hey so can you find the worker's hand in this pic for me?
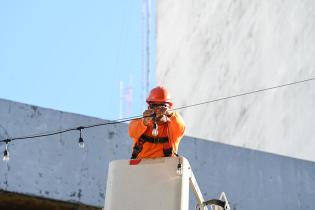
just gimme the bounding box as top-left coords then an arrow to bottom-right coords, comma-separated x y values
143,109 -> 154,126
155,107 -> 174,123
165,109 -> 174,117
155,106 -> 167,118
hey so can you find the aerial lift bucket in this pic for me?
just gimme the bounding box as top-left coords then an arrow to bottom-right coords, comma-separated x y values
104,156 -> 230,210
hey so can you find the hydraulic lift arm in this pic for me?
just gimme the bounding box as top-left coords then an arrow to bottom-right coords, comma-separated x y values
188,168 -> 230,210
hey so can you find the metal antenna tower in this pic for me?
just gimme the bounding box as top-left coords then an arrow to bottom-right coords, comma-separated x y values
141,0 -> 151,110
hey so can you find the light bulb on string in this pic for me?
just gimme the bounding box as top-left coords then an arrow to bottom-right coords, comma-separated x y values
176,163 -> 183,175
152,114 -> 158,137
77,127 -> 85,149
78,137 -> 84,149
152,123 -> 158,137
3,139 -> 10,161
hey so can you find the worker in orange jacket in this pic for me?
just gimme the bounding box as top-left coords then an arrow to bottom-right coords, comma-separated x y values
129,86 -> 186,159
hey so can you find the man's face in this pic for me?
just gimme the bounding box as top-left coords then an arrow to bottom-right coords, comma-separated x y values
148,102 -> 170,110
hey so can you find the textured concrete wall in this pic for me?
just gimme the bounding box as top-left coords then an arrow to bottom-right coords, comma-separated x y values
181,137 -> 315,210
1,99 -> 315,209
157,0 -> 315,162
0,98 -> 132,207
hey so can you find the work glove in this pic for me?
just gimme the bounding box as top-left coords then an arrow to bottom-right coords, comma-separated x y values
143,109 -> 155,126
155,107 -> 174,123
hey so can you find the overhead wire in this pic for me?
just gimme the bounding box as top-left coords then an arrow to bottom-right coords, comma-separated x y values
0,115 -> 142,143
173,76 -> 315,111
0,76 -> 315,145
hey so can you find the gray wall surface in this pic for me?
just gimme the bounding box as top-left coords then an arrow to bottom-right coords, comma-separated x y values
1,99 -> 315,209
0,98 -> 132,207
181,138 -> 315,210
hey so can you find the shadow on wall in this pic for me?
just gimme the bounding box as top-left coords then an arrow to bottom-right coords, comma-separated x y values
0,190 -> 101,210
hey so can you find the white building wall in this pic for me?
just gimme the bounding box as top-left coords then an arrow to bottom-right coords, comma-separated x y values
157,0 -> 315,162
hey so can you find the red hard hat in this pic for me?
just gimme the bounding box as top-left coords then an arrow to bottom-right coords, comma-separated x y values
146,86 -> 173,106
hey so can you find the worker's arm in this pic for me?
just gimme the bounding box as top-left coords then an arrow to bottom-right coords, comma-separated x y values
128,119 -> 148,143
167,112 -> 186,144
129,108 -> 155,142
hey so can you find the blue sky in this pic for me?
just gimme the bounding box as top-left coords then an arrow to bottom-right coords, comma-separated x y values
0,0 -> 155,120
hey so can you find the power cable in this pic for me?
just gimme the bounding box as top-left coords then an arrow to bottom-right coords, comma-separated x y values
0,115 -> 142,143
1,76 -> 315,160
173,76 -> 315,111
1,77 -> 315,143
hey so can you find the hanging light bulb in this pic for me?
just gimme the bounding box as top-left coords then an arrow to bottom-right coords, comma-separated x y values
78,136 -> 85,148
152,120 -> 158,137
77,127 -> 85,148
176,163 -> 183,175
176,157 -> 183,175
3,139 -> 10,161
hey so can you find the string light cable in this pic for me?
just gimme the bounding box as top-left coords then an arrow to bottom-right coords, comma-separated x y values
0,115 -> 142,161
1,76 -> 315,160
173,76 -> 315,111
0,115 -> 142,143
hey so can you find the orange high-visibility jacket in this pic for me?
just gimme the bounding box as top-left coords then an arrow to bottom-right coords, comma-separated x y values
128,112 -> 186,159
